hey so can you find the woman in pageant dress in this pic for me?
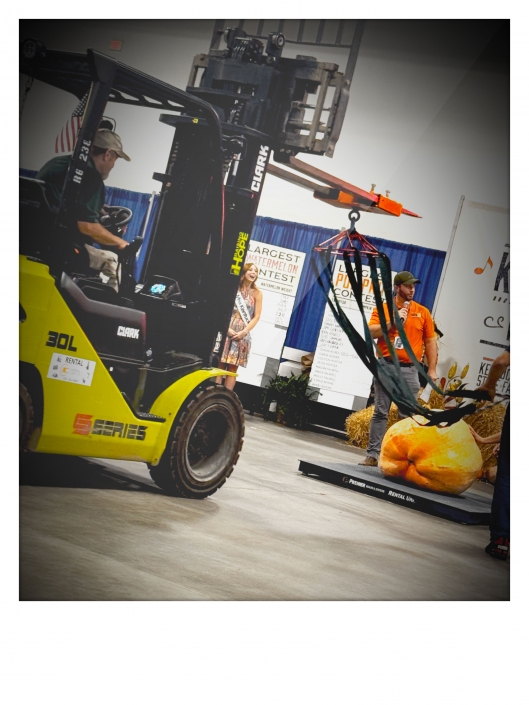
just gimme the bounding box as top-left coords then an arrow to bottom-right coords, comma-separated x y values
217,263 -> 263,390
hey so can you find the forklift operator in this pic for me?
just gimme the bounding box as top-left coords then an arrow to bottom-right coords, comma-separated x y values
37,129 -> 131,291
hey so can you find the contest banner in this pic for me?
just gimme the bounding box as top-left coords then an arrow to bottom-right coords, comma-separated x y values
310,260 -> 397,410
235,240 -> 306,386
433,198 -> 510,395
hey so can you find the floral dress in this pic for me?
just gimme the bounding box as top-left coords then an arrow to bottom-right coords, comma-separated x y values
221,289 -> 255,368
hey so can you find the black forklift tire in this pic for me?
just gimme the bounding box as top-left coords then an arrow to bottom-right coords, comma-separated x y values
19,383 -> 34,453
149,384 -> 244,499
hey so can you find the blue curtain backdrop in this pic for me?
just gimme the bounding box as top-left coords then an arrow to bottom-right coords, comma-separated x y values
250,216 -> 446,354
20,168 -> 38,178
20,169 -> 159,281
103,187 -> 160,280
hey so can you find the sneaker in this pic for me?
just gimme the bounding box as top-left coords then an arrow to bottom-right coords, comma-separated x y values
358,456 -> 378,467
485,537 -> 509,560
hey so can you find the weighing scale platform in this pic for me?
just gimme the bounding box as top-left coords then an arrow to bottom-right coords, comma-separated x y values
298,460 -> 491,524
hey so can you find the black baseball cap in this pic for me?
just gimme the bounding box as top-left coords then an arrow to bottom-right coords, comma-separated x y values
394,271 -> 421,286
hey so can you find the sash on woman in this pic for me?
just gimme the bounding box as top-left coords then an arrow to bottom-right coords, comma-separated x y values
235,291 -> 252,334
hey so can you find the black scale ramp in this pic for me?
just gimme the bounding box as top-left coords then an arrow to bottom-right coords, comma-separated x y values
298,460 -> 491,525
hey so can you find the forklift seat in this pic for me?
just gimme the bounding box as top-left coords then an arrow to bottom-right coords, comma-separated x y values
72,276 -> 121,305
59,272 -> 147,363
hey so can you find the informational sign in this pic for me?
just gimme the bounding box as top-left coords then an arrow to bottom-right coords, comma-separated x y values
245,241 -> 305,296
326,260 -> 396,316
310,260 -> 397,410
235,241 -> 306,386
433,199 -> 510,396
47,353 -> 96,386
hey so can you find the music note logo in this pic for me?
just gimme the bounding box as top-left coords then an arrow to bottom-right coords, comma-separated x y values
475,256 -> 493,274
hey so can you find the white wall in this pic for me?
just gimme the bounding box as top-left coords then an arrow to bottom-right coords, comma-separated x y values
20,19 -> 508,252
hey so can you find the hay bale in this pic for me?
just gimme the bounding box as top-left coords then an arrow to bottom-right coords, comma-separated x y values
463,403 -> 506,471
418,389 -> 445,410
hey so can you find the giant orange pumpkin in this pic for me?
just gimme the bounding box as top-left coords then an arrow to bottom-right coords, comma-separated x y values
379,416 -> 483,495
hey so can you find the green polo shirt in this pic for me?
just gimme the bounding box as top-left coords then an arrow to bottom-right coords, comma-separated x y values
37,154 -> 105,224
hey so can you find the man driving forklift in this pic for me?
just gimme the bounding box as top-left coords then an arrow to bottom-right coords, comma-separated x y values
36,128 -> 130,291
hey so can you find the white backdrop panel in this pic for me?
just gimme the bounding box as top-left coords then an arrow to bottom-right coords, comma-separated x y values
434,199 -> 510,394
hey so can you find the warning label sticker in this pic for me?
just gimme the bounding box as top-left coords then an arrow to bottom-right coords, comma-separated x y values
47,353 -> 95,387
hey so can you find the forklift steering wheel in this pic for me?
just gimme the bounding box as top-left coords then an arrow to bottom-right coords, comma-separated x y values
99,206 -> 133,236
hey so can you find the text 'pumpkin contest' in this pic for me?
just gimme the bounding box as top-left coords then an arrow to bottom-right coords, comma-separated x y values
379,416 -> 483,495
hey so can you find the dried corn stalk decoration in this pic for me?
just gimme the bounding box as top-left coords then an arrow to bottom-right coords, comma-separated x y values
438,363 -> 473,403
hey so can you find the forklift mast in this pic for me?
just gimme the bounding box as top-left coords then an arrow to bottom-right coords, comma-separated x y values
147,22 -> 364,362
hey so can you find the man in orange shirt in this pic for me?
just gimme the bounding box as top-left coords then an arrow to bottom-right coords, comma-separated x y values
359,271 -> 438,467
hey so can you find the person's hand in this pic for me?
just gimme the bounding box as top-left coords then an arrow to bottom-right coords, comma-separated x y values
427,369 -> 438,382
493,443 -> 500,457
476,384 -> 495,402
398,307 -> 409,323
469,426 -> 485,444
117,239 -> 129,250
227,328 -> 236,337
231,328 -> 247,341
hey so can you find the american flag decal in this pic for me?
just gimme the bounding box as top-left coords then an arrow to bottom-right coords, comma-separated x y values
55,92 -> 88,154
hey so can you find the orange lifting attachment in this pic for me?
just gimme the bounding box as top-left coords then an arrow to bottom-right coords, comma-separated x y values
267,156 -> 420,218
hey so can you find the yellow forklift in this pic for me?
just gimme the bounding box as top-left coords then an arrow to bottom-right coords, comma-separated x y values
19,26 -> 365,497
19,40 -> 246,498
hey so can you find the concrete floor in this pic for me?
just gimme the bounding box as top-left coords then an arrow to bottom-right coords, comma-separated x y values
20,415 -> 509,600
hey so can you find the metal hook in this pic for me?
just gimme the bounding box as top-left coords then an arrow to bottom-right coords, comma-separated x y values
348,208 -> 360,233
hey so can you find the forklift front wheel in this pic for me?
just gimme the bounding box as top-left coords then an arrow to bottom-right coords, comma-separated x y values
149,384 -> 244,499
